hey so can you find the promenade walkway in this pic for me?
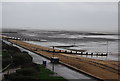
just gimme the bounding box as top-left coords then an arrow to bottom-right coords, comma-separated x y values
8,39 -> 120,81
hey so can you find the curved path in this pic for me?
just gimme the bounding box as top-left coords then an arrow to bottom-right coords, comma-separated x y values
13,42 -> 95,80
4,39 -> 120,81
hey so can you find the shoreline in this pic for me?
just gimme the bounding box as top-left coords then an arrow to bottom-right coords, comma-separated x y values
25,41 -> 118,61
2,38 -> 119,81
9,41 -> 100,80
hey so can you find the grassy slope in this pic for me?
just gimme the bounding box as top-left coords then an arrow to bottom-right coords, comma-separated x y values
38,65 -> 67,81
2,41 -> 68,81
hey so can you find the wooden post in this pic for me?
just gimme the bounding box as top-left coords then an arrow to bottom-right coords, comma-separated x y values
107,41 -> 109,54
65,50 -> 67,53
76,51 -> 77,54
91,53 -> 93,57
53,46 -> 54,57
81,52 -> 83,55
59,50 -> 61,53
70,51 -> 72,54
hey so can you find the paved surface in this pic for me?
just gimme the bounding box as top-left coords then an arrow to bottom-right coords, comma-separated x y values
11,40 -> 119,80
14,44 -> 96,80
4,39 -> 120,81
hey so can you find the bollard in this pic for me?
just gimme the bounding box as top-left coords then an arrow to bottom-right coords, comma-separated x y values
43,61 -> 47,67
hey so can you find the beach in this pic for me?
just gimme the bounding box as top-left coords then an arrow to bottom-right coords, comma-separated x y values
2,30 -> 119,61
2,2 -> 119,81
7,39 -> 119,81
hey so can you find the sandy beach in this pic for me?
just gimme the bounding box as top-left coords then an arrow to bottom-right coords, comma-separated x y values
4,39 -> 119,81
2,2 -> 119,81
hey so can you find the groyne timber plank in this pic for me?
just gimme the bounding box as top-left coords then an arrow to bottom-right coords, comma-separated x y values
8,39 -> 120,81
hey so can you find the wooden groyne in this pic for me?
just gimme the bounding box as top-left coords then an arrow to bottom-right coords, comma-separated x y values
2,37 -> 120,81
2,36 -> 47,42
27,46 -> 108,56
2,36 -> 108,56
46,49 -> 108,56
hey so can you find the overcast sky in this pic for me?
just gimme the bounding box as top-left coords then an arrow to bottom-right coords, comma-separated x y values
2,2 -> 118,32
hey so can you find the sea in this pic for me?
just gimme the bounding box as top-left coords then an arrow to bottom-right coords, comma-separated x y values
2,30 -> 119,61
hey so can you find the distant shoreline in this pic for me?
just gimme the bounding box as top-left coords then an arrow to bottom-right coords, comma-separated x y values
2,28 -> 118,35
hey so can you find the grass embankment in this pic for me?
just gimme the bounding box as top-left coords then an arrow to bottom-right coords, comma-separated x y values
2,42 -> 67,81
38,65 -> 67,81
2,42 -> 13,69
8,39 -> 119,81
0,42 -> 2,71
2,42 -> 32,69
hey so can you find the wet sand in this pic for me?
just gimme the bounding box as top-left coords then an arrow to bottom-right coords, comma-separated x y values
6,39 -> 120,81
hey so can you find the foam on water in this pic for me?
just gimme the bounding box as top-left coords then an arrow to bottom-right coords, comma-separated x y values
25,40 -> 118,61
3,30 -> 119,61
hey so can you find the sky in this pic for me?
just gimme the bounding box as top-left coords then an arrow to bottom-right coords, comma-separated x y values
1,1 -> 119,32
0,2 -> 2,32
1,0 -> 119,2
